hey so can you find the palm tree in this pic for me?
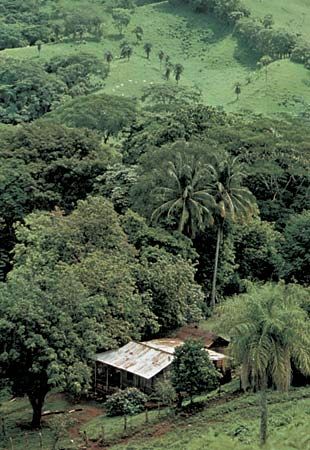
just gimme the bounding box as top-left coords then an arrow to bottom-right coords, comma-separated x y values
133,26 -> 143,42
120,44 -> 133,61
104,50 -> 113,66
164,65 -> 172,81
207,155 -> 256,308
174,63 -> 184,84
218,283 -> 310,445
235,82 -> 241,100
258,55 -> 273,85
151,153 -> 214,238
158,50 -> 165,67
144,42 -> 152,59
36,40 -> 42,56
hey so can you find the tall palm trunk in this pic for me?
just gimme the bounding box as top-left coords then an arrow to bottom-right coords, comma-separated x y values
178,202 -> 187,234
211,225 -> 222,308
260,380 -> 268,446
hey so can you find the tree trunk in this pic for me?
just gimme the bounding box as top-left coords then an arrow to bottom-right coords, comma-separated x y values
211,225 -> 222,308
28,394 -> 45,429
260,385 -> 268,446
103,131 -> 111,143
178,203 -> 187,234
177,392 -> 183,409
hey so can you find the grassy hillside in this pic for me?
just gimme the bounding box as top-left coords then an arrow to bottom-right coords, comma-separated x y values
108,386 -> 310,449
1,1 -> 309,117
2,384 -> 309,450
243,0 -> 310,40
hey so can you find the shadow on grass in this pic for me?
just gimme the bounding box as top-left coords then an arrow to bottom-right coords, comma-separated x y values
233,42 -> 258,69
154,2 -> 233,44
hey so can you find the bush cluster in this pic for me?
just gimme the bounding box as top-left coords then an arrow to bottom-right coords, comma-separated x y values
0,0 -> 52,49
169,0 -> 250,25
170,0 -> 309,67
234,19 -> 296,59
0,0 -> 106,50
105,388 -> 148,417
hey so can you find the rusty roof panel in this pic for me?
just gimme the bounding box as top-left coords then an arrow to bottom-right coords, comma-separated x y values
94,341 -> 173,380
143,339 -> 227,361
94,339 -> 227,380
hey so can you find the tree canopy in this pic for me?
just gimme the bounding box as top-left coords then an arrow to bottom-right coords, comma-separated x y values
44,93 -> 137,142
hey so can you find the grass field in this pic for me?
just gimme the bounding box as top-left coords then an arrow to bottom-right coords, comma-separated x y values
243,0 -> 310,40
107,386 -> 310,450
2,383 -> 309,450
1,1 -> 309,117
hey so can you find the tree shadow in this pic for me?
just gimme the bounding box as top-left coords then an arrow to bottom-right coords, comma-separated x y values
153,2 -> 232,44
106,33 -> 124,41
233,42 -> 258,70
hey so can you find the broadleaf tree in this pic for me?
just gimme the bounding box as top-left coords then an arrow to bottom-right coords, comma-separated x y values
171,339 -> 220,407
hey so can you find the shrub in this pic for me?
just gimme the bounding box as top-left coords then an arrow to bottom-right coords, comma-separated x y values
105,387 -> 147,416
153,379 -> 176,407
291,40 -> 310,64
171,340 -> 220,406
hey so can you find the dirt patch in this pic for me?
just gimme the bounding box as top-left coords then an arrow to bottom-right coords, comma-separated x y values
68,406 -> 103,440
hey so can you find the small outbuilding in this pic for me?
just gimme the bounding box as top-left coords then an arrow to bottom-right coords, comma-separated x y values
94,338 -> 229,395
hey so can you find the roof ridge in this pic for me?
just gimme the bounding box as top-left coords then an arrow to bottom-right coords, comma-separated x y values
140,341 -> 175,355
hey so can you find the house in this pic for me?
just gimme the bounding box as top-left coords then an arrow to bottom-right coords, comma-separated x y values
93,338 -> 230,395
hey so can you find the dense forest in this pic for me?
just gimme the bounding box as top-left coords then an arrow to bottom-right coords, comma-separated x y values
0,0 -> 309,449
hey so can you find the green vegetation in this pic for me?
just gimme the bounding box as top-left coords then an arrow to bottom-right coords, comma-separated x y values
0,0 -> 309,449
218,282 -> 310,444
105,388 -> 147,417
1,1 -> 310,116
107,386 -> 310,449
243,0 -> 310,40
171,340 -> 220,406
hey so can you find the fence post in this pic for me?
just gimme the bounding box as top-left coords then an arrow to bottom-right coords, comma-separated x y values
83,430 -> 89,447
100,425 -> 105,445
24,432 -> 29,448
39,431 -> 43,449
1,417 -> 6,436
9,437 -> 14,450
145,407 -> 149,424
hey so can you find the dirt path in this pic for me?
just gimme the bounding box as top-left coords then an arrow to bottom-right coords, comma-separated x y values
67,405 -> 103,448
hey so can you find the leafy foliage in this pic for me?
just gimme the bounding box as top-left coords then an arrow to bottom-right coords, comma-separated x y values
105,388 -> 147,417
233,220 -> 282,282
218,282 -> 310,391
280,211 -> 310,285
44,93 -> 137,142
0,58 -> 66,123
44,53 -> 109,94
171,340 -> 220,404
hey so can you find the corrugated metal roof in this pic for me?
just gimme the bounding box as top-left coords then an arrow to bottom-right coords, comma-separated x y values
143,338 -> 183,354
94,339 -> 228,380
143,339 -> 227,361
94,341 -> 173,380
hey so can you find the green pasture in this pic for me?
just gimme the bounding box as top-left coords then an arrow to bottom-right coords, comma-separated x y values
109,386 -> 310,450
1,1 -> 309,116
243,0 -> 310,40
0,393 -> 83,449
1,381 -> 309,450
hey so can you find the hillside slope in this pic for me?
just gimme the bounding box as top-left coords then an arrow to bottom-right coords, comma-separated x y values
1,1 -> 309,117
243,0 -> 310,40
